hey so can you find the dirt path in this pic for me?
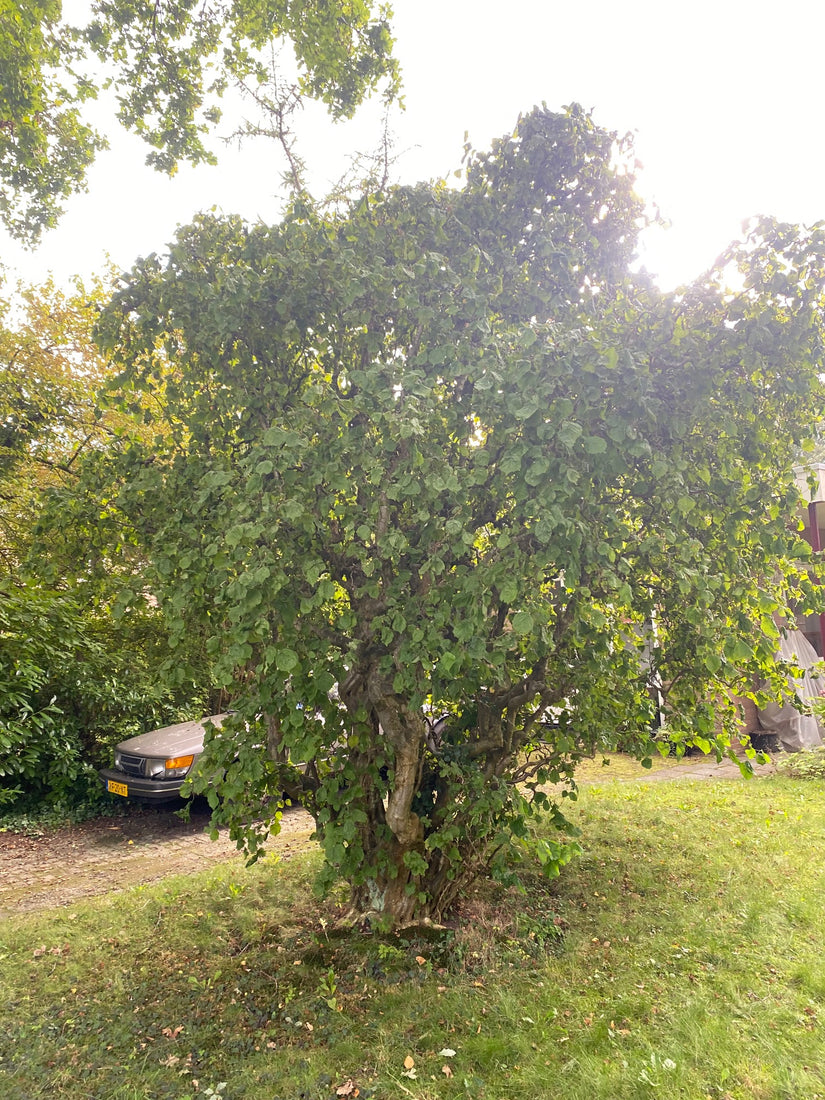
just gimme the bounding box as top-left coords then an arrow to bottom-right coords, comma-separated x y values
621,750 -> 777,782
0,751 -> 776,920
0,802 -> 315,920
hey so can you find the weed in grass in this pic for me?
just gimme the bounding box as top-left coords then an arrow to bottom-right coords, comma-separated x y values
775,744 -> 825,779
317,967 -> 339,1011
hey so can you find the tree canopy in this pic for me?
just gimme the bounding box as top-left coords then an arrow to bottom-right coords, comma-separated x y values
60,105 -> 825,924
0,0 -> 399,243
0,275 -> 117,569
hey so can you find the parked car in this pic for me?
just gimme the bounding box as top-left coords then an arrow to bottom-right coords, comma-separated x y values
100,705 -> 452,806
99,713 -> 231,804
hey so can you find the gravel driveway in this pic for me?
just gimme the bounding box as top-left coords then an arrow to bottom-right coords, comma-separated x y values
0,801 -> 315,920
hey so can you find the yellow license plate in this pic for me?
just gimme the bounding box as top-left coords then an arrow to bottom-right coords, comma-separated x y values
107,780 -> 128,797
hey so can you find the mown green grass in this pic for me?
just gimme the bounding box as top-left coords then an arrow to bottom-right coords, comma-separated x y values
2,775 -> 825,1099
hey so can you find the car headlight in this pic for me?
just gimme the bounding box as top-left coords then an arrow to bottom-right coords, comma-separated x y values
146,755 -> 195,779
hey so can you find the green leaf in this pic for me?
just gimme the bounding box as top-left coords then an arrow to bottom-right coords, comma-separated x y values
583,435 -> 607,454
511,611 -> 534,634
500,580 -> 519,603
730,639 -> 753,663
557,421 -> 583,448
275,649 -> 299,672
703,653 -> 723,674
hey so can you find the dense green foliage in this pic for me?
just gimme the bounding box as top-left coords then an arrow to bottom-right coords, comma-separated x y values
0,277 -> 214,810
69,105 -> 825,923
0,578 -> 208,807
0,0 -> 399,242
0,0 -> 103,242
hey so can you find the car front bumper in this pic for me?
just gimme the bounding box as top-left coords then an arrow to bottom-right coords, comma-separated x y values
99,768 -> 188,804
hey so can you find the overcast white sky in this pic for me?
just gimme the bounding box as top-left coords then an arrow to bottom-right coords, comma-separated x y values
3,0 -> 825,293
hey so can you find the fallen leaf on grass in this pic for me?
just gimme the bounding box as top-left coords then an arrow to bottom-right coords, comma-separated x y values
403,1056 -> 415,1070
162,1026 -> 184,1039
438,1048 -> 456,1057
442,1065 -> 454,1078
336,1080 -> 358,1097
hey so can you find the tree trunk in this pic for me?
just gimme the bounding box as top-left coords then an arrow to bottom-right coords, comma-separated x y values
348,865 -> 423,925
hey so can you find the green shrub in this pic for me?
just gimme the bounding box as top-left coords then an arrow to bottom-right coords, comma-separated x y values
774,745 -> 825,779
0,578 -> 212,814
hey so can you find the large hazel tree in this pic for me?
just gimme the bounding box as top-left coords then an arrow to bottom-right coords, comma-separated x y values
85,106 -> 825,924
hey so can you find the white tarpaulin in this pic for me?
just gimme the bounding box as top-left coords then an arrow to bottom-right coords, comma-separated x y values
758,630 -> 825,752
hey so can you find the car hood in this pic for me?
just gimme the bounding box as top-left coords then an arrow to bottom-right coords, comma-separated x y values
116,713 -> 231,758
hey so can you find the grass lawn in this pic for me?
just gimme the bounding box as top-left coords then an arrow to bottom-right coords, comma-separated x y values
1,774 -> 824,1099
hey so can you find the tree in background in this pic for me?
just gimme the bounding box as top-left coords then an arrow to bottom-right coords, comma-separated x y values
0,275 -> 115,568
0,0 -> 400,243
75,105 -> 825,924
0,276 -> 214,810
